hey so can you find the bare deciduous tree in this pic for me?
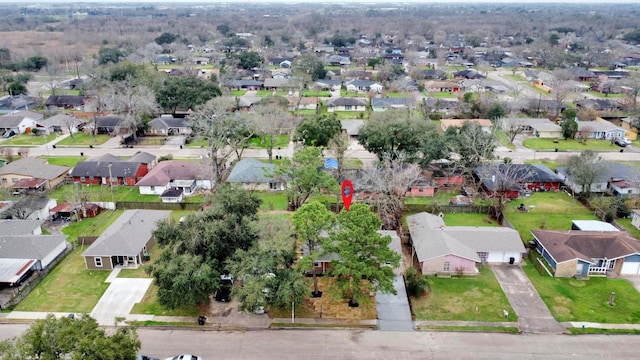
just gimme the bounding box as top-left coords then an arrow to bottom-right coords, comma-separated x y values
251,96 -> 294,163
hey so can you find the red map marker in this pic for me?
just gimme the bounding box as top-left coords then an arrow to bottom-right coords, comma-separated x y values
341,180 -> 353,211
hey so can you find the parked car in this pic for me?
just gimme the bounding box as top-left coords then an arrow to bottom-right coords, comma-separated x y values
137,356 -> 160,360
615,138 -> 628,147
215,274 -> 233,302
165,355 -> 202,360
3,130 -> 15,138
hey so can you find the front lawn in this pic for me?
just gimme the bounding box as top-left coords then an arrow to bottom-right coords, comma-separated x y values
503,192 -> 598,242
302,90 -> 330,97
496,131 -> 516,150
55,133 -> 110,146
14,246 -> 110,313
522,138 -> 621,151
247,135 -> 290,149
411,266 -> 515,322
130,283 -> 202,317
253,191 -> 289,211
523,259 -> 640,323
1,133 -> 61,146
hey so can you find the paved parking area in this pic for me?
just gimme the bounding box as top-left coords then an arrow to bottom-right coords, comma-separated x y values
90,273 -> 153,325
491,264 -> 566,334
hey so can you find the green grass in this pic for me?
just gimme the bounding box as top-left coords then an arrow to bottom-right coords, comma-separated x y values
49,185 -> 164,204
40,156 -> 84,167
55,133 -> 110,146
568,328 -> 640,335
302,90 -> 330,97
496,131 -> 516,150
522,260 -> 640,323
255,90 -> 289,97
343,158 -> 363,169
503,192 -> 597,242
331,112 -> 369,120
504,74 -> 527,82
14,246 -> 110,313
247,135 -> 290,149
1,133 -> 61,146
385,92 -> 412,98
63,210 -> 123,244
522,138 -> 620,151
416,325 -> 519,333
185,137 -> 208,148
253,191 -> 289,211
615,218 -> 640,239
412,267 -> 515,322
231,90 -> 246,96
442,213 -> 499,227
426,92 -> 457,98
339,89 -> 369,97
587,90 -> 625,99
524,159 -> 563,171
129,283 -> 202,317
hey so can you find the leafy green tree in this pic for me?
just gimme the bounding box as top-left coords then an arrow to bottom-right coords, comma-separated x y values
227,215 -> 307,312
230,51 -> 263,69
0,314 -> 140,360
487,102 -> 506,122
367,58 -> 381,69
98,47 -> 125,65
22,55 -> 47,71
623,29 -> 640,44
561,118 -> 578,140
292,53 -> 326,81
295,113 -> 342,147
154,32 -> 179,45
324,204 -> 400,306
276,146 -> 340,211
292,201 -> 335,296
0,48 -> 11,67
549,33 -> 560,46
156,75 -> 222,114
216,23 -> 230,36
358,109 -> 433,162
7,81 -> 27,96
405,268 -> 429,297
149,186 -> 261,308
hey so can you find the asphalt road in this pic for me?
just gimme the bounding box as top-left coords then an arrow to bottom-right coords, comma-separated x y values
1,322 -> 640,359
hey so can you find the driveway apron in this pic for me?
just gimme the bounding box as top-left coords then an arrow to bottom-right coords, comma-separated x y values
491,264 -> 566,334
376,231 -> 414,331
90,274 -> 153,326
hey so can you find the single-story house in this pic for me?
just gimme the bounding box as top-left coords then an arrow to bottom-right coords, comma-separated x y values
314,79 -> 342,91
264,78 -> 290,90
94,116 -> 123,134
45,95 -> 88,110
632,209 -> 640,230
226,157 -> 283,191
0,234 -> 68,286
226,80 -> 263,91
0,110 -> 44,135
147,116 -> 191,136
136,160 -> 212,196
499,118 -> 562,139
576,120 -> 626,140
127,152 -> 157,171
13,197 -> 58,221
371,97 -> 416,112
345,79 -> 383,93
441,119 -> 493,133
0,158 -> 69,190
288,97 -> 319,111
340,120 -> 364,139
326,97 -> 368,112
558,162 -> 640,196
424,80 -> 460,93
82,209 -> 171,270
40,114 -> 84,135
474,163 -> 562,198
70,160 -> 147,186
532,230 -> 640,277
407,212 -> 525,275
49,201 -> 100,221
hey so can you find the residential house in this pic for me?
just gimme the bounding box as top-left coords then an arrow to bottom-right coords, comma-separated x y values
12,197 -> 57,221
288,97 -> 318,112
0,158 -> 69,190
474,163 -> 562,198
632,209 -> 640,230
576,120 -> 626,140
128,152 -> 157,171
94,116 -> 123,134
70,160 -> 147,186
0,95 -> 40,114
226,157 -> 283,191
0,110 -> 44,135
441,119 -> 493,133
532,230 -> 640,277
598,117 -> 637,141
314,79 -> 342,91
424,97 -> 459,115
45,95 -> 88,110
237,95 -> 262,111
500,117 -> 562,139
82,210 -> 171,270
0,229 -> 68,287
327,55 -> 351,66
136,160 -> 211,196
453,69 -> 485,79
571,67 -> 598,82
407,212 -> 525,275
226,80 -> 263,91
340,120 -> 365,140
326,98 -> 368,112
345,79 -> 383,93
147,115 -> 191,136
558,162 -> 640,196
264,78 -> 290,91
40,114 -> 84,135
424,80 -> 460,93
371,97 -> 416,112
575,99 -> 623,112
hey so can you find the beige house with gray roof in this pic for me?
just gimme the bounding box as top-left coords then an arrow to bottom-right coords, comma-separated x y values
82,210 -> 171,270
0,158 -> 69,190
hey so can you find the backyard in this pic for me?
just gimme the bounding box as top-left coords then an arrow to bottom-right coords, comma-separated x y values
503,191 -> 598,242
522,138 -> 622,151
411,266 -> 515,322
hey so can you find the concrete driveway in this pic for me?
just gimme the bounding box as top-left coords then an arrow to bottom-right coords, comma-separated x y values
375,231 -> 413,331
90,270 -> 152,325
623,276 -> 640,293
491,264 -> 566,334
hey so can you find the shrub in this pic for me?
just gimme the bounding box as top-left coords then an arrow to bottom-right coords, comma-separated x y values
405,267 -> 429,297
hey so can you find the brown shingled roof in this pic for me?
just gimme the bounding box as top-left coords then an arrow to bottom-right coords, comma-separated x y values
532,230 -> 640,264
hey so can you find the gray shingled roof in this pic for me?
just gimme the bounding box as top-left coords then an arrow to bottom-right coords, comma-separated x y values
227,158 -> 276,183
0,219 -> 44,236
82,210 -> 171,257
407,212 -> 524,263
0,158 -> 69,179
70,161 -> 142,178
327,97 -> 368,107
0,235 -> 67,260
148,117 -> 189,131
128,152 -> 156,164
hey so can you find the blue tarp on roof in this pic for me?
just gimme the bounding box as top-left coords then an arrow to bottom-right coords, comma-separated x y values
324,158 -> 338,169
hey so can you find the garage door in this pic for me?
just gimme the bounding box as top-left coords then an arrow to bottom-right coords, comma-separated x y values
621,261 -> 640,275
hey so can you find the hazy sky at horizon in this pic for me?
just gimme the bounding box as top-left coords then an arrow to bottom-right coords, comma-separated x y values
0,0 -> 635,3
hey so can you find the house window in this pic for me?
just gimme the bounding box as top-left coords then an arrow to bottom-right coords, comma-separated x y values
443,261 -> 450,272
313,262 -> 320,267
478,252 -> 488,263
629,190 -> 633,194
80,176 -> 86,182
418,188 -> 423,192
150,186 -> 155,192
110,176 -> 117,182
89,176 -> 94,181
345,105 -> 352,110
11,178 -> 18,184
1,178 -> 6,184
269,182 -> 278,190
94,257 -> 103,267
